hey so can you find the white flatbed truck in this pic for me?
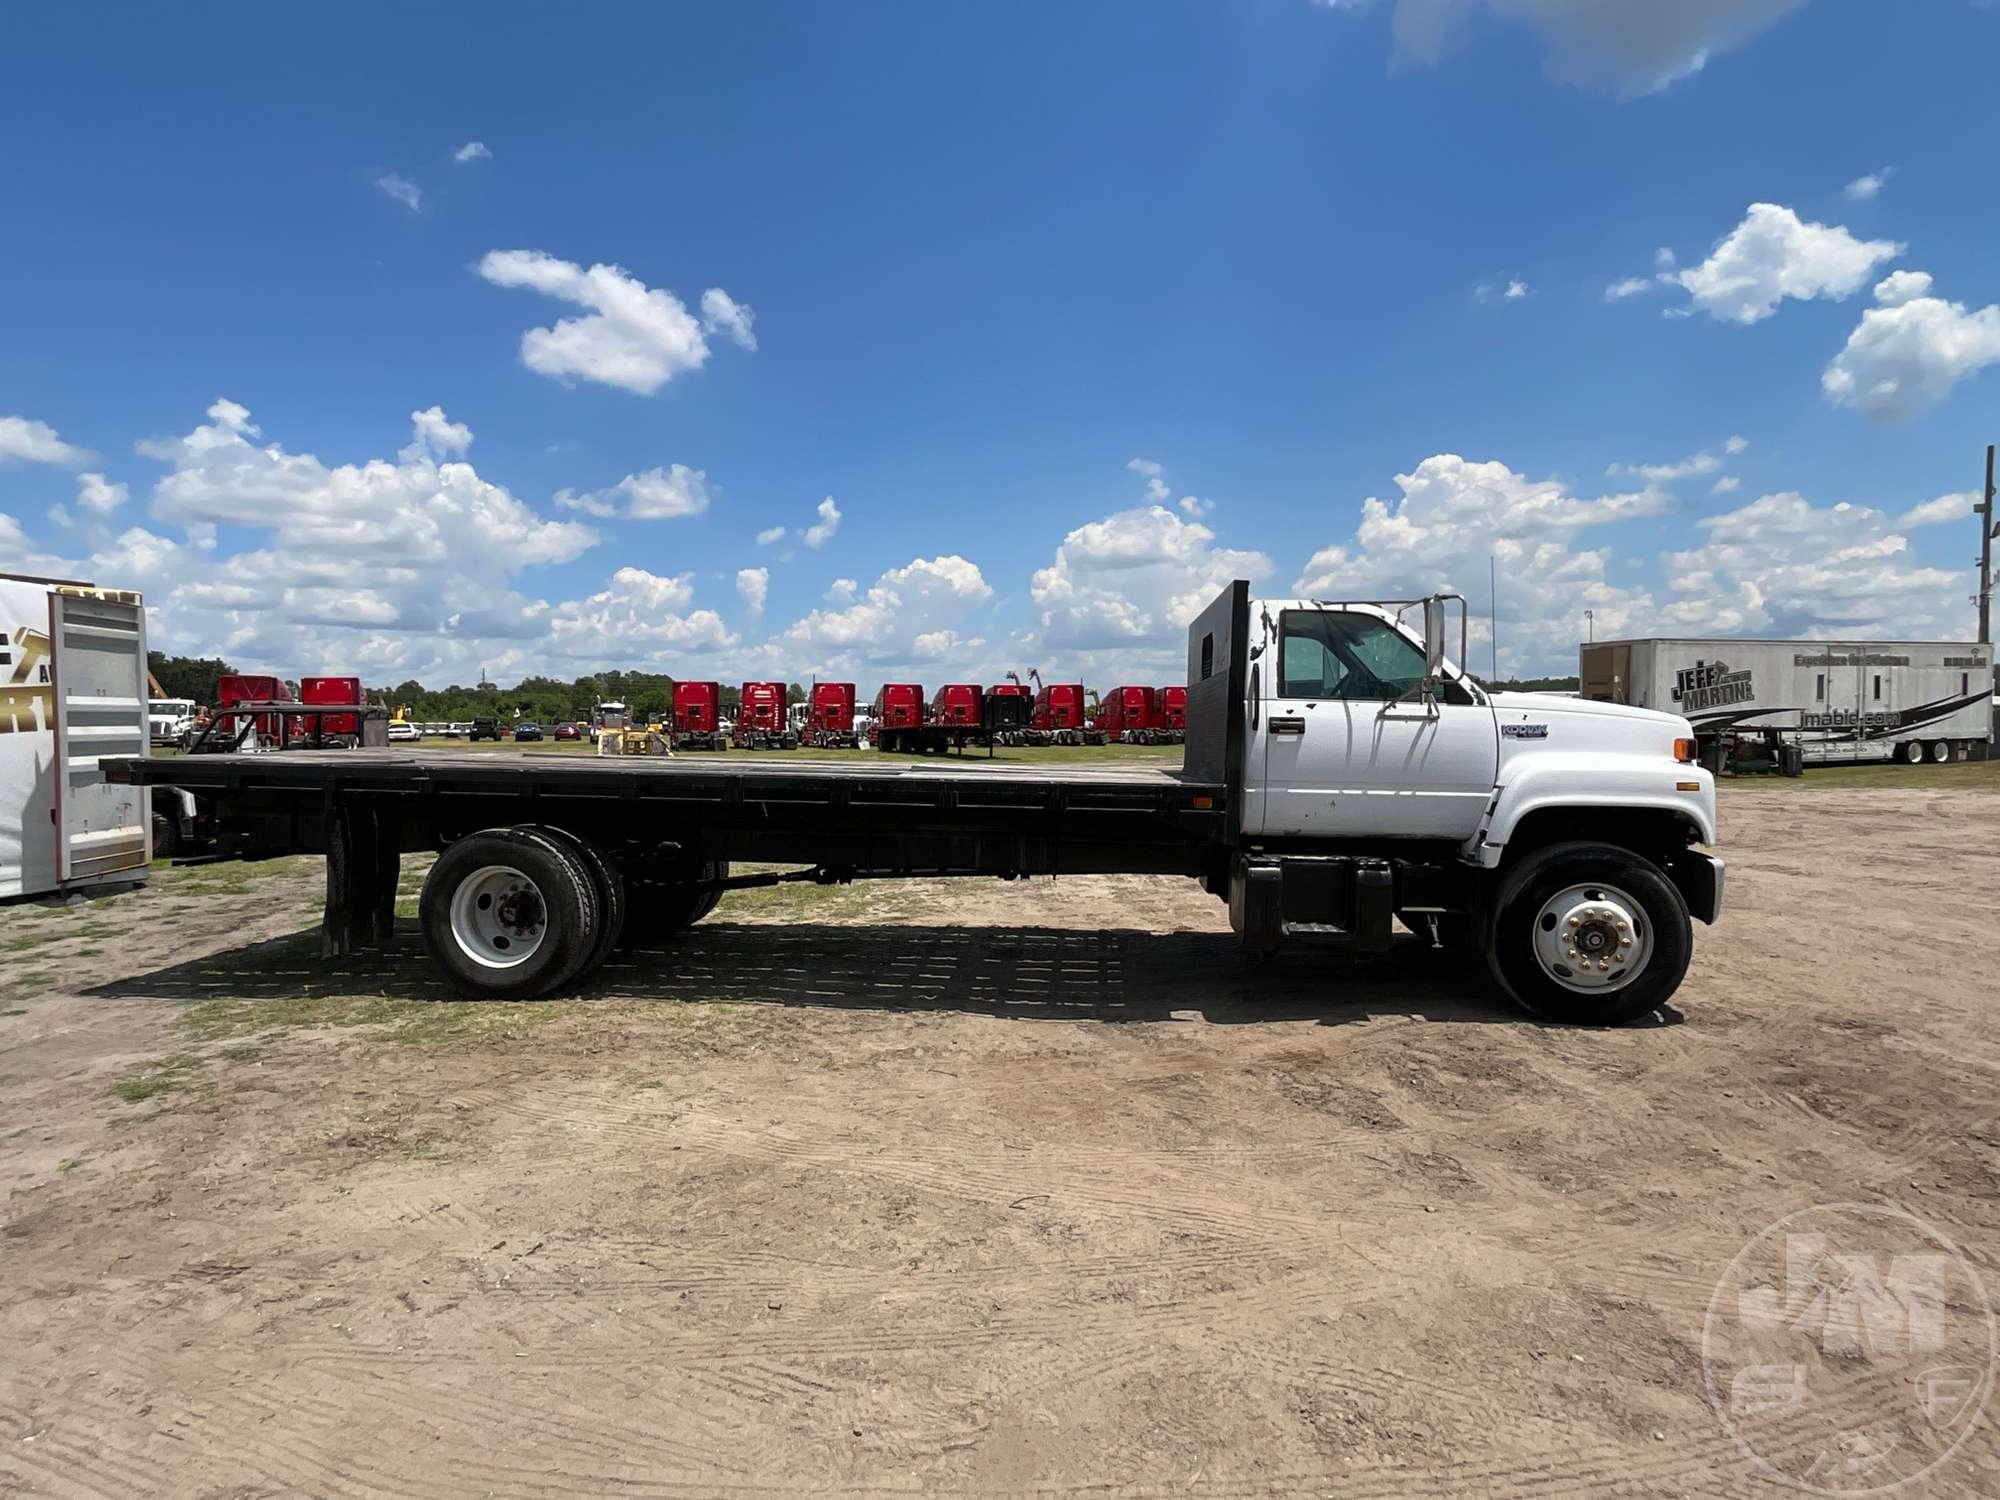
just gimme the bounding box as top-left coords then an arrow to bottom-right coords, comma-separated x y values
109,584 -> 1723,1024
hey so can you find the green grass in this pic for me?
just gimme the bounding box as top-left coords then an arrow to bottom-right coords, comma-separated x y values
178,991 -> 618,1047
1724,759 -> 2000,792
57,1157 -> 81,1175
110,1052 -> 208,1104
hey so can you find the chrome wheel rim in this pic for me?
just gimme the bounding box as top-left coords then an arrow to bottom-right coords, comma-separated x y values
1532,882 -> 1652,995
448,864 -> 547,969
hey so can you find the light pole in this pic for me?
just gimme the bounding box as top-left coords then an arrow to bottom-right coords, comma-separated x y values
1584,609 -> 1594,643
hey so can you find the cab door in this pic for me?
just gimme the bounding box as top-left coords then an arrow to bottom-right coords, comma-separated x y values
1252,606 -> 1497,840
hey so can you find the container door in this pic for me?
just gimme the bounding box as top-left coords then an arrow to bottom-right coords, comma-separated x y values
51,592 -> 151,884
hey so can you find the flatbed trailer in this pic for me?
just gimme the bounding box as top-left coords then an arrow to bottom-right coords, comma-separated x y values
106,582 -> 1726,1025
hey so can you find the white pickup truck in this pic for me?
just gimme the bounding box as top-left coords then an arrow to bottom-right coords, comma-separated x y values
109,582 -> 1721,1024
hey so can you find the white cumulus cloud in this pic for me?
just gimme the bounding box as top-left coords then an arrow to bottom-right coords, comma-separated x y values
802,495 -> 841,549
1822,271 -> 2000,419
452,141 -> 492,164
0,415 -> 90,466
75,473 -> 129,516
476,250 -> 749,395
1899,492 -> 1976,528
555,463 -> 713,520
1674,203 -> 1901,324
756,525 -> 787,546
1843,167 -> 1893,202
736,566 -> 769,614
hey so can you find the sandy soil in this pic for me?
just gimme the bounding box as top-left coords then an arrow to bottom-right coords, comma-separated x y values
2,784 -> 1997,1497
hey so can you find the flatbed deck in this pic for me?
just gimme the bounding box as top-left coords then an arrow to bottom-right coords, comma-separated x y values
116,750 -> 1223,812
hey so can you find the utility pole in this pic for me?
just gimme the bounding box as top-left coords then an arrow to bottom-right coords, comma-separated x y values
1979,443 -> 1996,645
1585,608 -> 1594,643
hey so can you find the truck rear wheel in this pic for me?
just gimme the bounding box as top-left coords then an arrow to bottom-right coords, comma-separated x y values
526,826 -> 626,980
1488,842 -> 1691,1026
420,828 -> 600,1000
621,860 -> 729,948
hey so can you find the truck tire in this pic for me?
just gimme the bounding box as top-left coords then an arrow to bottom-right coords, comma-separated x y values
620,860 -> 728,948
1900,741 -> 1924,765
1487,841 -> 1691,1026
525,826 -> 626,981
1930,740 -> 1952,763
420,828 -> 599,1000
151,810 -> 179,861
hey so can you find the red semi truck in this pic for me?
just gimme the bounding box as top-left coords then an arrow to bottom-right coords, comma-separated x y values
672,680 -> 727,750
299,676 -> 363,747
868,684 -> 925,749
1156,685 -> 1188,743
804,682 -> 860,748
1092,685 -> 1159,743
1026,681 -> 1099,746
734,681 -> 797,750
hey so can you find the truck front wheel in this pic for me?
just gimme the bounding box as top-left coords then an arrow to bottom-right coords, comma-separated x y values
1487,842 -> 1691,1026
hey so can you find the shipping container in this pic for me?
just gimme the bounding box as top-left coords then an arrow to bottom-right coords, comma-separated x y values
1581,637 -> 1994,768
1,574 -> 152,901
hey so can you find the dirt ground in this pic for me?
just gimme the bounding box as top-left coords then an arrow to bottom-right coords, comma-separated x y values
3,782 -> 1998,1497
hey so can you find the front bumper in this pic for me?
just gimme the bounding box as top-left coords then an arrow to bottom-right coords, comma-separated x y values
1664,850 -> 1725,925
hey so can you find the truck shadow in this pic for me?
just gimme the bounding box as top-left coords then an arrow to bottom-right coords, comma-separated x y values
82,920 -> 1679,1029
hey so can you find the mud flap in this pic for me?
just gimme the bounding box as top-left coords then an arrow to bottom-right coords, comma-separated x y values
322,801 -> 401,955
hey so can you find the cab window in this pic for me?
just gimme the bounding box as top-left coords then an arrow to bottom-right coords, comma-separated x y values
1276,610 -> 1432,702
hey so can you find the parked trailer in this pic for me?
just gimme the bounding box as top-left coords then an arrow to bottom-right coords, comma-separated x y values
110,581 -> 1725,1026
671,681 -> 728,750
1582,637 -> 1994,769
804,682 -> 860,748
2,574 -> 152,901
1093,685 -> 1160,743
734,682 -> 797,750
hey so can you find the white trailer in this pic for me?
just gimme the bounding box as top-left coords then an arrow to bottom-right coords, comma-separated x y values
1582,636 -> 1993,767
1,574 -> 153,900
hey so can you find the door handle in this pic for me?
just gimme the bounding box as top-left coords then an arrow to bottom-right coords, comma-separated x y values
1270,716 -> 1306,736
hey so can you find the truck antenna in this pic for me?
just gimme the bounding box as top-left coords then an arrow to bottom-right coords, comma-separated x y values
1489,555 -> 1499,681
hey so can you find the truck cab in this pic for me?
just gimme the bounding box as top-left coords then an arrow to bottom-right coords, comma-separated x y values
1193,584 -> 1721,1024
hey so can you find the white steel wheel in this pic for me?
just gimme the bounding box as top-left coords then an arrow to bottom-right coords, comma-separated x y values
1900,741 -> 1924,764
448,864 -> 548,969
1530,882 -> 1654,995
1930,740 -> 1952,763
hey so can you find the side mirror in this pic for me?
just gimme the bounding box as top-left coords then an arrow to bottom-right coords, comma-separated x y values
1423,598 -> 1446,686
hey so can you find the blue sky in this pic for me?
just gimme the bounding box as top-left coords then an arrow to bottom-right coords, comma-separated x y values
3,0 -> 1998,685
